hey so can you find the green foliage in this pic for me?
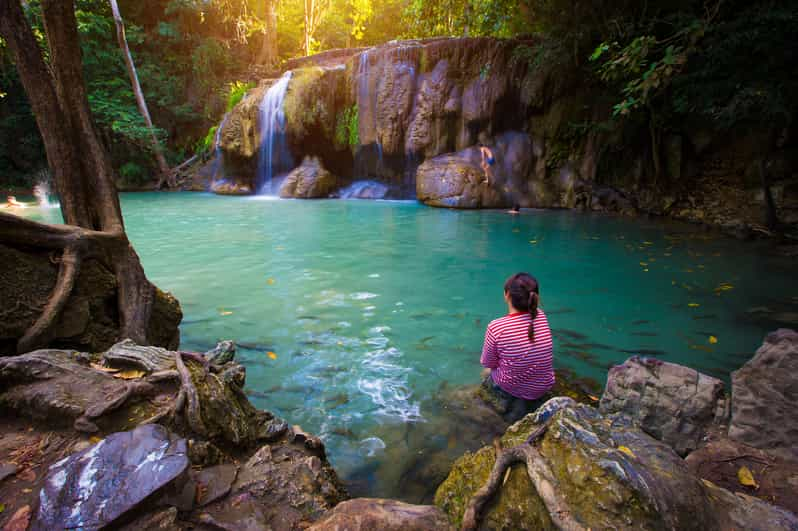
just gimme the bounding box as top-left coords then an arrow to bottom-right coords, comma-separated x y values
226,81 -> 255,111
335,104 -> 359,148
118,161 -> 148,186
197,125 -> 219,156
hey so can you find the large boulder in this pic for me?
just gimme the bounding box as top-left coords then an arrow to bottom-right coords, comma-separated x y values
435,399 -> 798,530
279,156 -> 339,198
308,498 -> 452,530
599,356 -> 728,455
416,151 -> 501,208
729,328 -> 798,462
34,424 -> 189,530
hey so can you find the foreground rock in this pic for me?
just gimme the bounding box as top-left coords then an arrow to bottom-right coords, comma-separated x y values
599,355 -> 728,455
34,424 -> 188,530
279,156 -> 339,198
729,328 -> 798,462
435,399 -> 798,530
0,341 -> 346,530
308,498 -> 452,530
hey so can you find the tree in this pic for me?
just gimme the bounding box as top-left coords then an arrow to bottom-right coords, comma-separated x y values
108,0 -> 172,186
257,0 -> 279,67
0,0 -> 179,353
304,0 -> 331,55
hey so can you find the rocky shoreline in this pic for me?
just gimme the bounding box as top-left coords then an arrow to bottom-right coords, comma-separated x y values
1,330 -> 797,529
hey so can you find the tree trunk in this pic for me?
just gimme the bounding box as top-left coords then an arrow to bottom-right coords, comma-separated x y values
108,0 -> 172,185
256,0 -> 278,68
304,0 -> 312,56
0,0 -> 180,353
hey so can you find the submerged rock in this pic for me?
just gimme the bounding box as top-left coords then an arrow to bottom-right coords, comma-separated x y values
729,328 -> 798,462
34,424 -> 189,530
435,400 -> 798,530
279,156 -> 339,198
600,355 -> 729,455
308,498 -> 452,530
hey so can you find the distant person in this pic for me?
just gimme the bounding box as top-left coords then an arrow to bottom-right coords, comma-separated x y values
508,204 -> 521,215
5,195 -> 26,208
478,143 -> 495,185
480,272 -> 554,420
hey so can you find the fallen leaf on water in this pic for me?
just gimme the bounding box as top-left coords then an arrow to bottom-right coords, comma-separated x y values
90,362 -> 119,373
267,278 -> 275,285
688,303 -> 700,308
618,446 -> 636,458
642,241 -> 653,245
529,240 -> 538,244
267,352 -> 277,360
738,466 -> 758,489
709,336 -> 718,344
113,369 -> 146,380
219,309 -> 233,316
640,262 -> 648,266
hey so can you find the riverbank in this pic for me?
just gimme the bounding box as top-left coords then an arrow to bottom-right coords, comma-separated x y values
1,330 -> 796,529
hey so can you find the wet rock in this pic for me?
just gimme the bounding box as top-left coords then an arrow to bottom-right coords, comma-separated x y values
729,328 -> 798,462
435,400 -> 798,530
205,340 -> 236,365
211,180 -> 252,195
118,507 -> 180,531
195,464 -> 239,507
34,424 -> 189,530
279,156 -> 339,198
308,498 -> 452,531
600,356 -> 728,455
416,150 -> 504,208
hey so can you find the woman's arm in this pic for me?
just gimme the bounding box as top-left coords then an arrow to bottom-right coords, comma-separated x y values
480,327 -> 499,369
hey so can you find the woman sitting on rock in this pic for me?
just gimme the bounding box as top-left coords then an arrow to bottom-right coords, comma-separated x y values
480,272 -> 555,421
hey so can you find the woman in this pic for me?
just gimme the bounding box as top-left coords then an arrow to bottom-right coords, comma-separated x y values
480,272 -> 554,418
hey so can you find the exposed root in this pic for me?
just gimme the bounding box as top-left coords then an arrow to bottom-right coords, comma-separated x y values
174,351 -> 207,435
461,420 -> 584,531
17,243 -> 82,354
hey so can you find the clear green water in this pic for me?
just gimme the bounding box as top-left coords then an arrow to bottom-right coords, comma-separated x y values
22,193 -> 798,500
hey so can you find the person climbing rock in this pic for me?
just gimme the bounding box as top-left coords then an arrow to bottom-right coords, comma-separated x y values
478,143 -> 495,185
480,272 -> 555,421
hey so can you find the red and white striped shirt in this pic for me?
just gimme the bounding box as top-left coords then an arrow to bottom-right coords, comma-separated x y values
480,310 -> 554,400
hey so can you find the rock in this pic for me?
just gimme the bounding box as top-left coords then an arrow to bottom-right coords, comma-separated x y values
416,151 -> 503,208
211,180 -> 252,195
197,441 -> 346,529
0,462 -> 18,483
599,355 -> 728,455
729,329 -> 798,462
34,424 -> 189,530
103,339 -> 175,372
204,340 -> 236,365
336,180 -> 390,199
685,435 -> 798,516
4,505 -> 32,531
279,156 -> 339,198
435,400 -> 798,530
308,498 -> 452,530
194,464 -> 239,507
118,507 -> 180,531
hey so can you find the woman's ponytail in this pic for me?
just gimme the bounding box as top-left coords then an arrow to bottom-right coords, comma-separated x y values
528,291 -> 538,341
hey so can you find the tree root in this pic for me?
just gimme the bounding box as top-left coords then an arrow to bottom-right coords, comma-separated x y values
173,351 -> 207,435
17,243 -> 82,353
461,420 -> 584,531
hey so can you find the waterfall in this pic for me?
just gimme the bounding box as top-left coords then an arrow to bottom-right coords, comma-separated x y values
356,49 -> 383,176
257,72 -> 293,195
210,112 -> 230,183
33,180 -> 55,208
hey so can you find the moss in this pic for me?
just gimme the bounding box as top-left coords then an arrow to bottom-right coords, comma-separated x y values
434,446 -> 496,528
284,67 -> 331,139
334,104 -> 359,150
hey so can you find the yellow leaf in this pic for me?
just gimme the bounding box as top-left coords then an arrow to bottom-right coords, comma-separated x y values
220,310 -> 233,316
267,351 -> 277,360
89,436 -> 103,444
738,466 -> 758,489
688,303 -> 700,308
267,278 -> 275,285
709,336 -> 718,344
618,445 -> 636,458
90,362 -> 119,373
587,394 -> 599,402
113,369 -> 145,380
640,262 -> 648,266
529,240 -> 537,244
642,241 -> 653,245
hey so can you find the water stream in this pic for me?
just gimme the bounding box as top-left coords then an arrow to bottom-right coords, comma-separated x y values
257,72 -> 293,194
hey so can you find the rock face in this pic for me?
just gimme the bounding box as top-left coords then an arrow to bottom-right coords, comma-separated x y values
34,424 -> 189,530
279,156 -> 339,198
599,356 -> 728,456
307,498 -> 452,530
729,328 -> 798,462
0,243 -> 181,356
210,37 -> 797,235
435,399 -> 798,530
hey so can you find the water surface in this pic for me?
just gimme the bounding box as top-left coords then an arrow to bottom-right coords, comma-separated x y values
22,193 -> 798,500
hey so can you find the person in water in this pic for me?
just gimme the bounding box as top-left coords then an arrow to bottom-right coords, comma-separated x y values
4,195 -> 25,208
508,204 -> 521,215
478,143 -> 495,185
480,272 -> 555,419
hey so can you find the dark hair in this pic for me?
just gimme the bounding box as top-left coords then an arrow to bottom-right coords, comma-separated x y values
504,272 -> 540,341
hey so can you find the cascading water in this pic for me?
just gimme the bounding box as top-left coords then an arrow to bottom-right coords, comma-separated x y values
356,49 -> 383,177
257,72 -> 293,195
209,112 -> 230,183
